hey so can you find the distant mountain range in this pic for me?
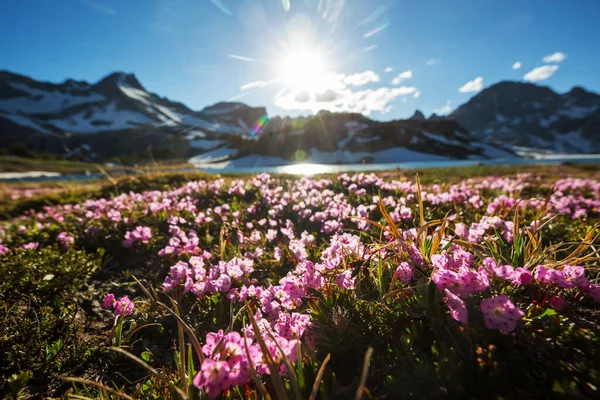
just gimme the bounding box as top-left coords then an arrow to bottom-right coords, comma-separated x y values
451,81 -> 600,154
0,70 -> 598,166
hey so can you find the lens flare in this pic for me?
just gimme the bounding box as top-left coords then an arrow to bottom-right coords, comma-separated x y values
229,54 -> 255,62
280,49 -> 327,92
210,0 -> 232,16
252,115 -> 268,136
364,22 -> 389,38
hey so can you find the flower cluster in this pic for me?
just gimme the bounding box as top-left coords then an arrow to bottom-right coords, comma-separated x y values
3,169 -> 599,398
123,226 -> 152,248
102,293 -> 135,316
194,330 -> 298,398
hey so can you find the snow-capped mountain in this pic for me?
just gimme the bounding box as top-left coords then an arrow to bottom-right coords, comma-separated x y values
211,110 -> 513,166
1,70 -> 596,165
450,81 -> 600,154
0,71 -> 265,137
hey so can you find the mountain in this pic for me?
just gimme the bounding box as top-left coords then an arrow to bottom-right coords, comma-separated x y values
450,81 -> 600,154
0,70 -> 265,137
199,110 -> 512,166
409,110 -> 426,120
13,70 -> 600,166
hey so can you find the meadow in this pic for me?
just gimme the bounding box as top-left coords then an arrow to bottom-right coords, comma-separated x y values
1,164 -> 599,399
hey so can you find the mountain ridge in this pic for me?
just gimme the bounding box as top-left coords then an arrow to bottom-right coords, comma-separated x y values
450,81 -> 600,154
1,69 -> 598,165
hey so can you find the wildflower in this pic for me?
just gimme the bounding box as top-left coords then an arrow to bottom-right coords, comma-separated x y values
20,242 -> 39,250
266,229 -> 277,241
395,262 -> 413,283
480,295 -> 524,333
193,359 -> 231,399
274,247 -> 283,261
443,289 -> 468,324
549,296 -> 567,310
588,284 -> 600,303
511,267 -> 533,285
113,296 -> 135,316
563,265 -> 589,289
102,293 -> 115,308
534,265 -> 552,285
335,270 -> 355,290
57,231 -> 75,251
202,330 -> 225,357
454,223 -> 469,238
484,257 -> 514,279
123,226 -> 152,248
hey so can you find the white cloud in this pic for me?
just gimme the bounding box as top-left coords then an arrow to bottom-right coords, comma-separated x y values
274,86 -> 418,116
425,58 -> 438,66
434,100 -> 452,115
458,76 -> 484,93
391,70 -> 413,85
512,61 -> 522,70
272,68 -> 420,115
343,70 -> 380,86
384,66 -> 393,73
523,65 -> 559,82
413,91 -> 421,99
542,52 -> 567,63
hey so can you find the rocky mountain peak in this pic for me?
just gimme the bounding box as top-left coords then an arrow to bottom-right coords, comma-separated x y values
93,72 -> 145,95
410,110 -> 426,120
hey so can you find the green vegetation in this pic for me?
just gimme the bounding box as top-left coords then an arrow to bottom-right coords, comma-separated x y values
0,164 -> 598,399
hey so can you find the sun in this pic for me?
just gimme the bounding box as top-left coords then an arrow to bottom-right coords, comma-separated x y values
279,49 -> 328,93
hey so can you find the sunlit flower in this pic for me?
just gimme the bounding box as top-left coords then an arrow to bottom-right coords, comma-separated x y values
480,295 -> 524,333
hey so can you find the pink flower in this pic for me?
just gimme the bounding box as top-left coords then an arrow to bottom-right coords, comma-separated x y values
480,295 -> 524,333
484,258 -> 514,280
202,330 -> 225,357
588,284 -> 600,303
335,270 -> 355,290
193,359 -> 231,399
511,267 -> 533,285
548,269 -> 568,289
274,247 -> 283,261
454,223 -> 468,239
57,231 -> 75,250
102,293 -> 115,308
113,296 -> 135,316
549,296 -> 567,310
20,242 -> 39,250
443,289 -> 468,324
395,262 -> 413,283
534,265 -> 552,285
563,265 -> 589,289
123,226 -> 152,248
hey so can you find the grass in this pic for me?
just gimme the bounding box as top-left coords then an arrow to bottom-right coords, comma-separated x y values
0,155 -> 193,174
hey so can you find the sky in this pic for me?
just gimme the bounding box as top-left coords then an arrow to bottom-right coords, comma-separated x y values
1,0 -> 599,120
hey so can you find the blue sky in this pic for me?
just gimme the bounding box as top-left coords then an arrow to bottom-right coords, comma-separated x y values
1,0 -> 599,120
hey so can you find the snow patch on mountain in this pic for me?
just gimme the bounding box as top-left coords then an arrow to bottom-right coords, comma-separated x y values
188,146 -> 238,163
49,103 -> 155,133
2,113 -> 52,134
0,83 -> 104,114
557,105 -> 597,119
